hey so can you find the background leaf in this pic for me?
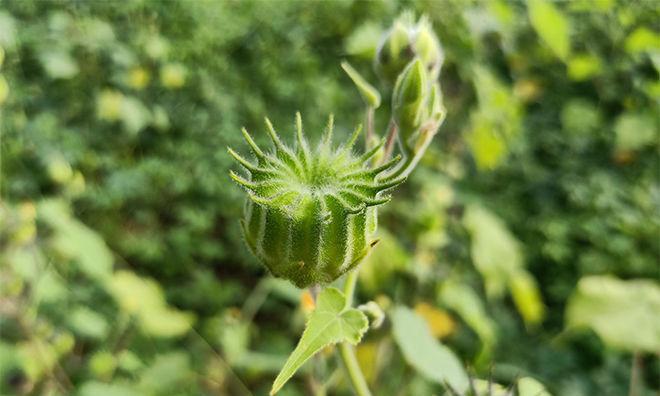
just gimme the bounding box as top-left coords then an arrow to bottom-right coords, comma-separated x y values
390,306 -> 468,391
565,276 -> 660,352
463,205 -> 522,297
518,377 -> 553,396
106,270 -> 195,338
38,199 -> 113,281
528,0 -> 571,60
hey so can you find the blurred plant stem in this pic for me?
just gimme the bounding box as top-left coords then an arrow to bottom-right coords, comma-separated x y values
365,107 -> 375,148
382,119 -> 398,162
338,268 -> 372,396
628,351 -> 641,396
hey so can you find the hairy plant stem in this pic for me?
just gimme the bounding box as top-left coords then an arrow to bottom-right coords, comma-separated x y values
382,119 -> 398,162
381,122 -> 438,182
365,107 -> 375,148
338,268 -> 372,396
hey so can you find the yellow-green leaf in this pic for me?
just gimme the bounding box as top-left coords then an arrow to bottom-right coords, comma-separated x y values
271,287 -> 368,395
518,377 -> 553,396
438,280 -> 496,362
391,306 -> 468,391
566,276 -> 660,352
509,270 -> 546,326
625,27 -> 660,54
568,54 -> 602,81
614,112 -> 658,152
528,0 -> 571,60
38,199 -> 113,281
467,116 -> 507,170
463,205 -> 522,297
106,270 -> 195,338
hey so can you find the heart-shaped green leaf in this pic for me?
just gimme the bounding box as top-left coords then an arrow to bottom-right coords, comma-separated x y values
271,287 -> 368,395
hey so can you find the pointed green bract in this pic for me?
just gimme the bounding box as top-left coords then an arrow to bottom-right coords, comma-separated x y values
341,61 -> 381,108
229,114 -> 404,288
270,287 -> 368,395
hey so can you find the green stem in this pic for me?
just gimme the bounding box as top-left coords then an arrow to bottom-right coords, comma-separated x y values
339,343 -> 371,396
338,269 -> 372,396
365,106 -> 375,148
381,123 -> 437,182
343,269 -> 359,309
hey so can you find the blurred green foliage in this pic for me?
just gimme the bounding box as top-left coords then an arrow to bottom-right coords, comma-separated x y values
0,0 -> 658,395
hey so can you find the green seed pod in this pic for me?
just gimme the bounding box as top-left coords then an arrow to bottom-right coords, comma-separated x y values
375,12 -> 444,84
229,114 -> 405,288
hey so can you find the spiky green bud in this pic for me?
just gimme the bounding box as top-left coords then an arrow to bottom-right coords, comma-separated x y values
229,114 -> 405,288
375,12 -> 444,84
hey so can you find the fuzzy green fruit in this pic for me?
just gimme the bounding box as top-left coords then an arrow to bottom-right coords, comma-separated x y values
229,114 -> 405,288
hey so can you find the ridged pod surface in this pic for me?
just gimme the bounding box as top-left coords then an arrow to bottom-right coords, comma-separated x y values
229,114 -> 405,288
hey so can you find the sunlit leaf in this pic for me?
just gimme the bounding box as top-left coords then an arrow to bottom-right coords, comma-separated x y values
467,116 -> 507,170
391,306 -> 468,391
33,268 -> 68,303
120,96 -> 151,135
518,377 -> 553,396
0,11 -> 17,47
463,205 -> 522,297
567,54 -> 602,81
467,67 -> 521,170
271,287 -> 368,395
17,339 -> 58,381
614,112 -> 657,152
70,307 -> 109,339
344,22 -> 382,59
38,199 -> 113,281
528,0 -> 571,60
473,379 -> 511,396
118,350 -> 143,372
160,63 -> 187,89
561,98 -> 602,134
0,74 -> 8,104
89,351 -> 117,380
569,0 -> 613,12
139,352 -> 192,394
107,270 -> 195,338
509,270 -> 546,326
438,280 -> 495,362
566,276 -> 660,352
464,206 -> 545,325
78,381 -> 141,396
625,27 -> 660,54
97,89 -> 123,121
217,311 -> 250,362
38,49 -> 79,79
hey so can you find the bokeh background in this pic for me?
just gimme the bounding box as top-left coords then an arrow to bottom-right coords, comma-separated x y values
0,1 -> 658,395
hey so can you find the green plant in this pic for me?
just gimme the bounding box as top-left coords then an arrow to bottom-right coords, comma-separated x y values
3,1 -> 658,394
229,12 -> 456,396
